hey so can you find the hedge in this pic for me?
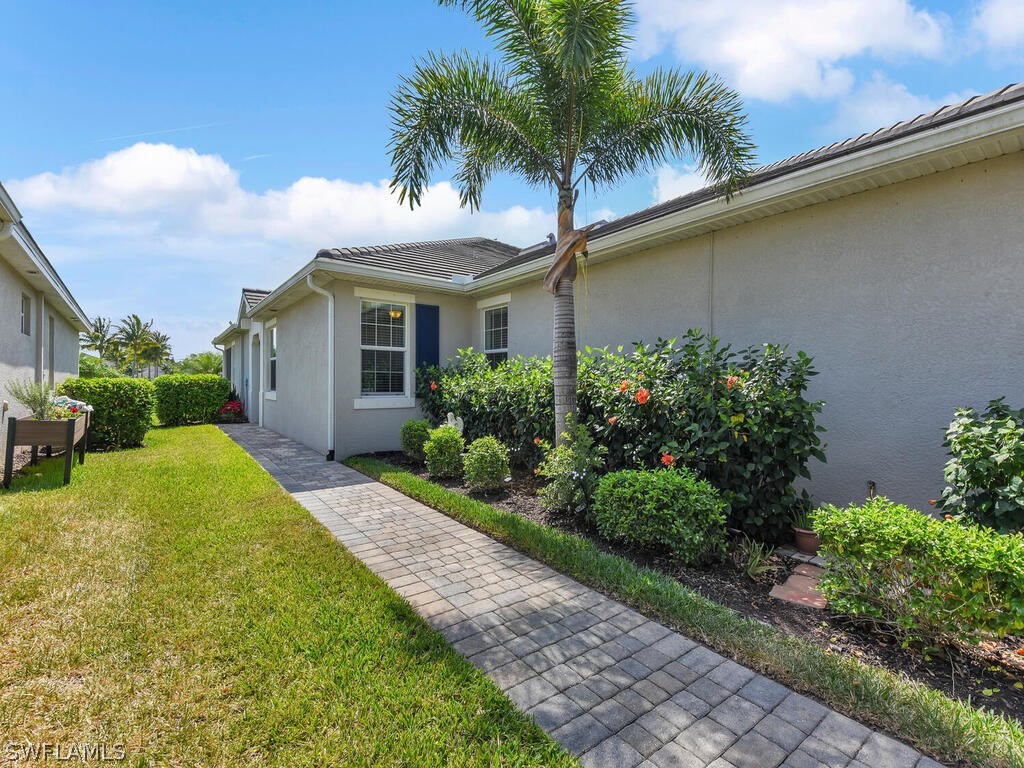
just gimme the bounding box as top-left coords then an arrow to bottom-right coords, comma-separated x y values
153,374 -> 231,426
58,377 -> 154,449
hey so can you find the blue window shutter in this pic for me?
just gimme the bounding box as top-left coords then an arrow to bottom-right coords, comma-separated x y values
415,304 -> 440,369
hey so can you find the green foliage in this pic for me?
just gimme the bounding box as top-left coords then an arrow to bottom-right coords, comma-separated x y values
5,379 -> 58,420
422,332 -> 825,541
816,497 -> 1024,648
153,374 -> 231,426
733,536 -> 776,581
400,419 -> 432,462
463,436 -> 510,493
594,468 -> 727,565
536,421 -> 607,522
179,351 -> 224,376
79,353 -> 123,379
939,398 -> 1024,532
423,425 -> 465,479
59,377 -> 154,449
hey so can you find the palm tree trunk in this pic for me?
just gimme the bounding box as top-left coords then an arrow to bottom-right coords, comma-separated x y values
552,192 -> 577,444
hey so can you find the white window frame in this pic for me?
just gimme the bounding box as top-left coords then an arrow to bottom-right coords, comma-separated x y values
20,294 -> 31,336
264,322 -> 277,399
477,293 -> 510,363
354,287 -> 415,409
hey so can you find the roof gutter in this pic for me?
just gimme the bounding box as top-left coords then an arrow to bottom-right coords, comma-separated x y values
306,275 -> 336,461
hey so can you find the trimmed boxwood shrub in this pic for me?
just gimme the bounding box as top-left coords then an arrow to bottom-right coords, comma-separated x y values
59,377 -> 154,449
153,374 -> 231,426
593,467 -> 728,565
815,497 -> 1024,647
463,436 -> 510,493
423,425 -> 464,479
939,398 -> 1024,532
400,419 -> 431,462
421,330 -> 825,541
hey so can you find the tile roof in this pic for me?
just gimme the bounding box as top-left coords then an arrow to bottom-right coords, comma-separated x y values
475,82 -> 1024,279
242,288 -> 271,310
317,237 -> 520,281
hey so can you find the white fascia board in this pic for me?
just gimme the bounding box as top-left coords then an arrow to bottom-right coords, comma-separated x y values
0,182 -> 22,223
467,101 -> 1024,294
212,323 -> 241,345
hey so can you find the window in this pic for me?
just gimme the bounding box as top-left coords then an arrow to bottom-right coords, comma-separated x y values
483,305 -> 508,364
20,294 -> 30,335
360,300 -> 407,396
267,326 -> 277,391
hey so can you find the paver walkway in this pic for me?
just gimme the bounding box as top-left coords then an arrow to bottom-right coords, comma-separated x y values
222,425 -> 942,768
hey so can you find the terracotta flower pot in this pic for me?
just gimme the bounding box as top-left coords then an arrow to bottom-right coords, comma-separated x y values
793,527 -> 820,555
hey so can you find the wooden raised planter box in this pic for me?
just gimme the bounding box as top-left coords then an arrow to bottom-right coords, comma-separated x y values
3,413 -> 90,488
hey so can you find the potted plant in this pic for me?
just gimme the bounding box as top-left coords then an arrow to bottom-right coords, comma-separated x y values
4,380 -> 90,487
789,506 -> 820,555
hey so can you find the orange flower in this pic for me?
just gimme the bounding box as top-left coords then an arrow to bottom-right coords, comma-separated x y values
944,514 -> 953,520
619,379 -> 630,392
430,381 -> 438,391
661,452 -> 675,467
1016,647 -> 1024,657
608,416 -> 618,426
726,375 -> 740,389
635,388 -> 650,404
533,437 -> 541,445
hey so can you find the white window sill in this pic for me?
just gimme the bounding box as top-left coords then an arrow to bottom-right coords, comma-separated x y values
353,397 -> 416,410
264,391 -> 277,401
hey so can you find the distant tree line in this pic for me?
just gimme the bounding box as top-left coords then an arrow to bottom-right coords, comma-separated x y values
79,315 -> 222,379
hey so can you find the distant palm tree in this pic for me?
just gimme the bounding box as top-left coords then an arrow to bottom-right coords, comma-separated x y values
114,314 -> 154,377
180,351 -> 223,376
144,331 -> 174,379
80,317 -> 115,362
390,0 -> 754,441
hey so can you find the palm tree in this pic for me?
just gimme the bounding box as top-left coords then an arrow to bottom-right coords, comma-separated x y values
180,351 -> 223,376
80,317 -> 115,362
144,331 -> 174,379
114,314 -> 154,377
390,0 -> 754,441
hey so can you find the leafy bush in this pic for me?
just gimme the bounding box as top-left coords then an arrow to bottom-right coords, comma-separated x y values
153,374 -> 231,426
537,421 -> 607,522
423,425 -> 464,479
400,419 -> 431,462
593,468 -> 728,565
463,436 -> 510,493
939,398 -> 1024,532
815,497 -> 1024,647
79,353 -> 123,379
421,331 -> 825,541
59,377 -> 154,449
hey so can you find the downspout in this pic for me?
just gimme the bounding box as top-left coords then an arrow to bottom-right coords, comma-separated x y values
306,275 -> 336,461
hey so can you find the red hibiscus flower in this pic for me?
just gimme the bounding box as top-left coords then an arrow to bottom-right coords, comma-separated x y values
726,375 -> 739,390
430,381 -> 438,391
635,388 -> 650,404
661,452 -> 675,467
533,437 -> 541,445
608,416 -> 618,426
619,379 -> 630,393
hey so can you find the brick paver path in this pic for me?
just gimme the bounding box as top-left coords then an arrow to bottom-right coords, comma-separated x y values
222,425 -> 942,768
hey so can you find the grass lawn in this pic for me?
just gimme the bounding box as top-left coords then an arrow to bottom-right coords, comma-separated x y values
0,427 -> 575,767
347,456 -> 1024,768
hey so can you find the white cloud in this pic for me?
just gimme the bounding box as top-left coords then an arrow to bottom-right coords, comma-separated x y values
9,142 -> 555,355
971,0 -> 1024,51
652,164 -> 710,203
828,73 -> 976,138
633,0 -> 947,102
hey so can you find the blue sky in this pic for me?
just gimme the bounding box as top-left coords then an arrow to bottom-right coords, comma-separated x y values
1,0 -> 1020,355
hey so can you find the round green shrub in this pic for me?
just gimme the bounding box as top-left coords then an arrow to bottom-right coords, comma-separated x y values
594,468 -> 728,564
423,425 -> 464,479
153,374 -> 231,426
58,377 -> 154,449
464,436 -> 510,493
400,419 -> 431,462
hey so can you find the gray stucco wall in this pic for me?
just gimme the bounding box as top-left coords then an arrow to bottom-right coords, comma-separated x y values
0,256 -> 39,419
473,152 -> 1024,511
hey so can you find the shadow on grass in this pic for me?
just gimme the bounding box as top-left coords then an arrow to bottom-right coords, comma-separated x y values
1,456 -> 71,494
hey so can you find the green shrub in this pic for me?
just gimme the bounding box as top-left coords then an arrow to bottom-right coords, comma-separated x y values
59,377 -> 154,449
593,467 -> 728,565
815,497 -> 1024,647
423,425 -> 464,479
79,353 -> 123,379
153,374 -> 231,426
939,398 -> 1024,532
463,436 -> 510,493
420,331 -> 825,542
400,419 -> 431,462
537,421 -> 607,522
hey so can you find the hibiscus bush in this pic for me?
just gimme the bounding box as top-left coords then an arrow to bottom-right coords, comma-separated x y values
421,330 -> 825,541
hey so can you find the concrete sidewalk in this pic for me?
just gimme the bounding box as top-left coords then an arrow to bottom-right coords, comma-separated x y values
222,424 -> 941,768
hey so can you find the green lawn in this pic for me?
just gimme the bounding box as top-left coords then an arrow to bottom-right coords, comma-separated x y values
0,427 -> 575,767
347,456 -> 1024,768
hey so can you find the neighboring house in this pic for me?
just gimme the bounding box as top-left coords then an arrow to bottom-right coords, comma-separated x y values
215,83 -> 1023,512
0,181 -> 89,418
214,288 -> 270,416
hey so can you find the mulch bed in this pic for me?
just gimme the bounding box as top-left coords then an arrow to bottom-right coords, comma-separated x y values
368,451 -> 1024,726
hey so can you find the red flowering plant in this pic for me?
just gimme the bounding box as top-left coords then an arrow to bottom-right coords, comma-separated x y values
217,399 -> 246,423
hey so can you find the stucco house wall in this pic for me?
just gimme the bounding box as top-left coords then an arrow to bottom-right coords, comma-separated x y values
0,257 -> 43,417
